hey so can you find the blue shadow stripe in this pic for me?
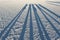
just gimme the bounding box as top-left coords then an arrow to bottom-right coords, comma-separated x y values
0,4 -> 27,39
33,4 -> 51,40
32,4 -> 45,40
29,4 -> 34,40
36,5 -> 60,37
38,4 -> 60,18
18,5 -> 30,40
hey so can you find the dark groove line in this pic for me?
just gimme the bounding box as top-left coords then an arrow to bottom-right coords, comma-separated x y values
18,5 -> 30,40
36,5 -> 60,37
36,5 -> 60,25
1,4 -> 27,40
47,1 -> 60,4
0,4 -> 27,39
29,4 -> 33,40
33,5 -> 51,40
32,4 -> 45,40
38,4 -> 60,18
47,2 -> 60,6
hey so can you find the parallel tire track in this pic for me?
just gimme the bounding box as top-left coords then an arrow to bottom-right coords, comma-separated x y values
0,4 -> 60,40
32,5 -> 51,40
38,4 -> 60,18
18,4 -> 30,40
32,4 -> 45,40
0,4 -> 27,39
36,4 -> 60,37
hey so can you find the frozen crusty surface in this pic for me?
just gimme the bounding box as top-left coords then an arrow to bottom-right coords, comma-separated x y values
0,0 -> 60,40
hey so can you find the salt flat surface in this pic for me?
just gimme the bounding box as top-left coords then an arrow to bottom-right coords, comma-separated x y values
0,0 -> 60,40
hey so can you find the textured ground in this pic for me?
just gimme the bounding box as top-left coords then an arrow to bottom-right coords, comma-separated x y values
0,0 -> 60,40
